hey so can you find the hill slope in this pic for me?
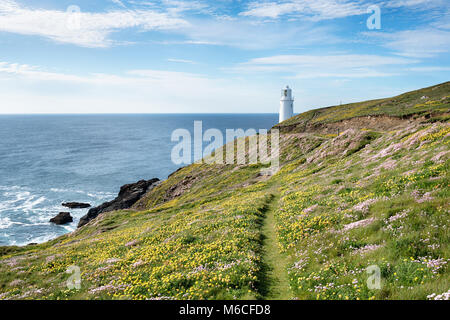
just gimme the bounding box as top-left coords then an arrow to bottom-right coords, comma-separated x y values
0,82 -> 449,300
275,81 -> 449,133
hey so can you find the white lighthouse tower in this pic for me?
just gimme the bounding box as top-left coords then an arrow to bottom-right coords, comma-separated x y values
279,85 -> 294,123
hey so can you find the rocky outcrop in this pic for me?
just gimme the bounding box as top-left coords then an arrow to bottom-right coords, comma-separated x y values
62,202 -> 91,209
50,212 -> 73,225
163,175 -> 197,202
77,178 -> 160,228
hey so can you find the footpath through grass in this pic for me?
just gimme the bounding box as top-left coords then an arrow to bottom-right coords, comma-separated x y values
257,188 -> 293,300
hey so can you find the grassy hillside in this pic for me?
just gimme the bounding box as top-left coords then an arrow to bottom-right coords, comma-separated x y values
275,81 -> 450,133
0,82 -> 449,300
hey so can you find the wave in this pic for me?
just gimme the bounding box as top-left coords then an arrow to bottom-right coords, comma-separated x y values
0,217 -> 13,229
8,233 -> 60,247
50,188 -> 86,194
50,188 -> 114,200
23,196 -> 46,211
0,185 -> 22,191
0,184 -> 115,245
0,218 -> 51,230
0,191 -> 31,210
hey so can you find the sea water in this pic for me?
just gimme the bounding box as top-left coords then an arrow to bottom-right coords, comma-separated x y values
0,114 -> 278,245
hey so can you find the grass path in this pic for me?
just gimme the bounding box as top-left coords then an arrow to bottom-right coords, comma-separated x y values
257,189 -> 293,300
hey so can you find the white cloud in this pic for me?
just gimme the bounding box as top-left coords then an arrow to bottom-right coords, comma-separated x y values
240,0 -> 365,20
1,57 -> 442,114
364,28 -> 450,58
408,66 -> 450,72
241,2 -> 296,19
0,61 -> 275,113
167,58 -> 196,64
0,0 -> 188,47
110,0 -> 127,8
291,69 -> 400,79
176,18 -> 339,49
161,0 -> 211,15
243,54 -> 415,68
231,54 -> 417,78
0,1 -> 337,49
240,0 -> 449,20
383,0 -> 445,9
0,61 -> 90,82
0,61 -> 205,85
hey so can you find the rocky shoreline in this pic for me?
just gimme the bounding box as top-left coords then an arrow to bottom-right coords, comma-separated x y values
77,178 -> 160,228
49,212 -> 73,225
61,202 -> 91,209
30,178 -> 162,245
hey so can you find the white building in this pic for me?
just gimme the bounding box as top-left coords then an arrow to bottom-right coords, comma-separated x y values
279,85 -> 294,123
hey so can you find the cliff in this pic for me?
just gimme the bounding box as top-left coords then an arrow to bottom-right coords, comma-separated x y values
0,82 -> 448,300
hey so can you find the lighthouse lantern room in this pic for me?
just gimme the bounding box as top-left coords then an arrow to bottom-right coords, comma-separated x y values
279,85 -> 294,123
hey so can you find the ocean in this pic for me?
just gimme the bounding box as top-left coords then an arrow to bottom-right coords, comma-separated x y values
0,114 -> 278,246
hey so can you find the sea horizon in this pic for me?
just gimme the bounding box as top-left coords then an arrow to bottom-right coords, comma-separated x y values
0,112 -> 281,116
0,113 -> 279,246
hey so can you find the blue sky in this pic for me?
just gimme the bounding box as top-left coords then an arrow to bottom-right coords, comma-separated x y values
0,0 -> 449,113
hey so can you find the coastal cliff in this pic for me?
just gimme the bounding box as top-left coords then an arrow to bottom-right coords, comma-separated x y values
77,179 -> 160,228
0,82 -> 449,300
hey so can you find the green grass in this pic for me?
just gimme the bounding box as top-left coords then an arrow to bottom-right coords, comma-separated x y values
0,82 -> 449,300
257,188 -> 293,300
276,81 -> 450,131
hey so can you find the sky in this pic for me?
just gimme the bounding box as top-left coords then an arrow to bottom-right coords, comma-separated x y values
0,0 -> 449,114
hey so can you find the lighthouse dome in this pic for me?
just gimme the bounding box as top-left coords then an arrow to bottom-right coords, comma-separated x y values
281,86 -> 293,101
279,85 -> 294,123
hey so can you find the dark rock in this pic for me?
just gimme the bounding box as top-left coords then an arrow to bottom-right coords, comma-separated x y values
50,212 -> 73,225
77,178 -> 160,228
163,175 -> 196,201
27,243 -> 38,246
62,202 -> 91,209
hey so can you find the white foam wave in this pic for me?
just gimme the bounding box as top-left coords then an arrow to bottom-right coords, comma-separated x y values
0,190 -> 36,212
23,196 -> 46,211
0,184 -> 114,245
50,187 -> 114,200
61,224 -> 76,232
29,233 -> 60,244
50,188 -> 86,194
0,185 -> 22,191
87,192 -> 115,200
9,233 -> 59,246
0,217 -> 13,229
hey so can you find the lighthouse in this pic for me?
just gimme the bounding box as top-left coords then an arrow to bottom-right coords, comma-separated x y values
279,85 -> 294,123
